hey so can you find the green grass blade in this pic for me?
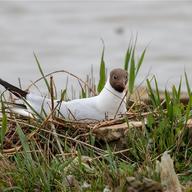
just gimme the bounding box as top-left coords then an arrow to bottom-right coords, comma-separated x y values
172,85 -> 179,104
165,90 -> 173,121
185,72 -> 191,97
16,126 -> 33,164
147,78 -> 157,107
1,112 -> 7,148
125,37 -> 145,95
78,80 -> 87,98
154,77 -> 161,106
178,78 -> 182,98
60,89 -> 67,101
34,53 -> 51,93
124,38 -> 133,71
0,100 -> 8,148
128,49 -> 135,94
124,45 -> 132,71
165,89 -> 170,110
173,77 -> 182,103
97,47 -> 106,93
185,94 -> 192,121
80,87 -> 87,98
136,48 -> 146,75
184,72 -> 192,120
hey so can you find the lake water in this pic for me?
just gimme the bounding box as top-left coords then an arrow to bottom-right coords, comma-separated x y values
0,1 -> 192,95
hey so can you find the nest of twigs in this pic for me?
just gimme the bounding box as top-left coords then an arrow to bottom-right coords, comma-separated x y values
0,105 -> 146,155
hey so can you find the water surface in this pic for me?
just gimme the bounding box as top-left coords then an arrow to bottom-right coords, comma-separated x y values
0,1 -> 192,94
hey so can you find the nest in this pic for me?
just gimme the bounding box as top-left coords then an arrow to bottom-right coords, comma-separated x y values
0,109 -> 145,156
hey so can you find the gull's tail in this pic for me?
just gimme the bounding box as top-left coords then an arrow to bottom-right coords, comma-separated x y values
0,79 -> 32,117
4,102 -> 32,117
0,79 -> 28,98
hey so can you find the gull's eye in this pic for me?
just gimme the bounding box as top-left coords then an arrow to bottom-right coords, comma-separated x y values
113,75 -> 118,80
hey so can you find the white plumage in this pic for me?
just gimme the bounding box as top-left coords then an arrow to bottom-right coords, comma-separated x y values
26,79 -> 126,120
0,68 -> 128,121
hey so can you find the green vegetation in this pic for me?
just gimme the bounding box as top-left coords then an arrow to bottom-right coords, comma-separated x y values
0,41 -> 192,191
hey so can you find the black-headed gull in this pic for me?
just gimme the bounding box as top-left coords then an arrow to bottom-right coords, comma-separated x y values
0,68 -> 128,121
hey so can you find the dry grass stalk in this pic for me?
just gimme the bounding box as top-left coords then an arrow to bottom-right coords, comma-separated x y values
26,70 -> 97,96
50,76 -> 65,161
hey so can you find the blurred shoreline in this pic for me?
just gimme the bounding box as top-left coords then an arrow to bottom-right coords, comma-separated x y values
0,1 -> 192,93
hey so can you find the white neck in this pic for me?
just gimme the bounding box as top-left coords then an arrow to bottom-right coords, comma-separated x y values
96,78 -> 126,114
99,78 -> 125,99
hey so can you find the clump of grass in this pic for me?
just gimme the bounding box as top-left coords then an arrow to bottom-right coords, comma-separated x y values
124,37 -> 146,95
0,41 -> 192,191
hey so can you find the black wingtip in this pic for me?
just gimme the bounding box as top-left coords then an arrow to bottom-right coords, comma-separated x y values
0,78 -> 28,98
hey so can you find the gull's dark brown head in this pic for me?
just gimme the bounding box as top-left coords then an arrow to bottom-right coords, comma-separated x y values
109,68 -> 128,93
